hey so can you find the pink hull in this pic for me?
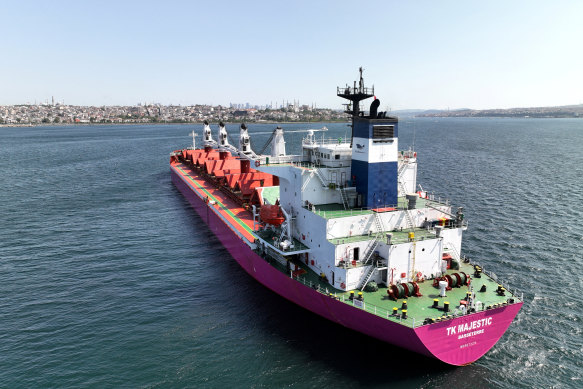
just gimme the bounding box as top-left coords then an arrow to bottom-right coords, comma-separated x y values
171,166 -> 522,366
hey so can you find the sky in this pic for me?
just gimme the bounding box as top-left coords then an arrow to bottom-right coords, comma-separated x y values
1,0 -> 582,110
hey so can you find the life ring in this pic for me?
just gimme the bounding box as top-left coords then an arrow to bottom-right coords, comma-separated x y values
416,272 -> 423,281
340,282 -> 346,289
255,160 -> 261,167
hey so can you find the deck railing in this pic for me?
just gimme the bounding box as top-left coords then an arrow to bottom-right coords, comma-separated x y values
467,260 -> 524,302
289,271 -> 522,328
302,136 -> 350,146
305,204 -> 399,219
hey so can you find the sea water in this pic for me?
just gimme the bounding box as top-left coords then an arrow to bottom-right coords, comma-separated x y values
1,118 -> 581,388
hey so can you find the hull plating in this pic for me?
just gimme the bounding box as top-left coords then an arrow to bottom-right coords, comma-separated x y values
171,164 -> 521,365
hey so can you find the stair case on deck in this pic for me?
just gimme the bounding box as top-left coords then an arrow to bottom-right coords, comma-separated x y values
339,187 -> 349,210
313,168 -> 328,187
357,212 -> 386,290
397,160 -> 408,196
398,179 -> 416,230
444,241 -> 461,261
303,168 -> 328,191
403,208 -> 415,230
398,160 -> 407,178
359,263 -> 377,291
301,173 -> 312,191
397,173 -> 419,281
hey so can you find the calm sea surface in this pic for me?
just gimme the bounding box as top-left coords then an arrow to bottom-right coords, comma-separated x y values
1,118 -> 581,388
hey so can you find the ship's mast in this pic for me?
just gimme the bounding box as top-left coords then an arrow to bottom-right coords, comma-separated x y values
337,67 -> 375,145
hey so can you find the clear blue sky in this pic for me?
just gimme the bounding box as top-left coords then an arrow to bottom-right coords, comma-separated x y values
1,0 -> 582,110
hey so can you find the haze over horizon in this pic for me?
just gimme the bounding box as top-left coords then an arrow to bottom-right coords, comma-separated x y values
2,0 -> 582,111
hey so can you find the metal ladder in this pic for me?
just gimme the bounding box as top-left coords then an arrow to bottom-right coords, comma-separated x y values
301,173 -> 312,191
444,241 -> 461,261
373,210 -> 385,233
398,179 -> 416,231
359,264 -> 377,290
357,212 -> 385,290
410,241 -> 418,281
403,208 -> 415,230
313,168 -> 328,187
339,187 -> 349,210
363,212 -> 385,263
361,239 -> 380,265
397,160 -> 408,196
398,160 -> 408,177
398,178 -> 408,200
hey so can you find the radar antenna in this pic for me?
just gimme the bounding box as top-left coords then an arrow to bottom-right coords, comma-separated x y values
337,67 -> 375,145
337,67 -> 374,117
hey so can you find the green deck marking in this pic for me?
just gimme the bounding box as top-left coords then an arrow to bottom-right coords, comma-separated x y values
308,197 -> 444,220
329,227 -> 437,245
176,165 -> 255,236
311,203 -> 373,219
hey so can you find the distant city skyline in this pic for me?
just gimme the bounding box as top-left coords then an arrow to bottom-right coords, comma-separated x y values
1,1 -> 582,110
11,97 -> 318,111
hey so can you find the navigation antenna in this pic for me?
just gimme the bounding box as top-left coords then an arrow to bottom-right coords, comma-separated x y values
337,67 -> 375,145
189,130 -> 198,150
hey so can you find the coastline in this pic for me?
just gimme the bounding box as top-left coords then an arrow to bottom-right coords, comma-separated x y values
0,120 -> 350,128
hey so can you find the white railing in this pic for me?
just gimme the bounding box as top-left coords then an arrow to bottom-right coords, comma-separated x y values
287,269 -> 522,329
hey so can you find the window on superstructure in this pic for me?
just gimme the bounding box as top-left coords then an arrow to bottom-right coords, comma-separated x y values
335,154 -> 340,160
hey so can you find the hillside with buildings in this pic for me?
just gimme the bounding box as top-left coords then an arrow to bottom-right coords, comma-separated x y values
416,104 -> 583,118
0,101 -> 347,126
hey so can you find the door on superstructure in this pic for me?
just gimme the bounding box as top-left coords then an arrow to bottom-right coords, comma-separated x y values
340,171 -> 346,187
354,247 -> 360,261
331,171 -> 337,186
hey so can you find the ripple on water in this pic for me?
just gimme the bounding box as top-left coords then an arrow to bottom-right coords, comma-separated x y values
1,120 -> 582,388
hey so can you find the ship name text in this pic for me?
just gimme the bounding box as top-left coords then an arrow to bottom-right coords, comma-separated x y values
446,317 -> 493,337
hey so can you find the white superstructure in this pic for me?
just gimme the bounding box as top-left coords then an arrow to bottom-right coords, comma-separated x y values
253,126 -> 466,292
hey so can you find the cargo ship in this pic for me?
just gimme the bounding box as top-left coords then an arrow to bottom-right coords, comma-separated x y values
170,69 -> 522,365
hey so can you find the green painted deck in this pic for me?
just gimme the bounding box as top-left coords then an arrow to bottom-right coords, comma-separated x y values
311,204 -> 372,218
340,261 -> 515,328
284,258 -> 518,328
309,196 -> 440,220
329,227 -> 438,245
